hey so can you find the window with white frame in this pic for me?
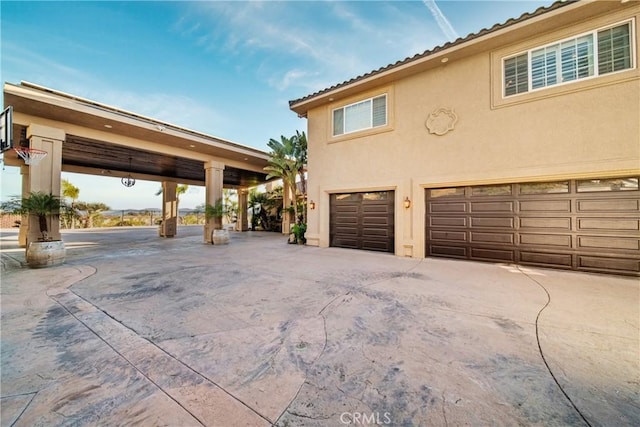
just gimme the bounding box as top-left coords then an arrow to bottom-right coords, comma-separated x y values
504,21 -> 634,97
333,94 -> 387,136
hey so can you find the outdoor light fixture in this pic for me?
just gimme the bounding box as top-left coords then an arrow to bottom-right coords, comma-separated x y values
404,197 -> 411,209
121,156 -> 136,188
309,200 -> 316,210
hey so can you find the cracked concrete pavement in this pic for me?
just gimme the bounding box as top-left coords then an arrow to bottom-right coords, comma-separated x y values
1,226 -> 638,426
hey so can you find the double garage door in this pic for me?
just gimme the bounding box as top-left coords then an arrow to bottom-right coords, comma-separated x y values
330,191 -> 394,253
426,178 -> 640,275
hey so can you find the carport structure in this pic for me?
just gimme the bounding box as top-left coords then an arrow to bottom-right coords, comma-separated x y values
3,81 -> 271,246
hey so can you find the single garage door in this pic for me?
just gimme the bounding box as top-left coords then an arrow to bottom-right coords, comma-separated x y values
330,191 -> 394,253
426,177 -> 640,275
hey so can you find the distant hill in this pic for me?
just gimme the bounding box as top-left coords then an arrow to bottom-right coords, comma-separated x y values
103,208 -> 201,216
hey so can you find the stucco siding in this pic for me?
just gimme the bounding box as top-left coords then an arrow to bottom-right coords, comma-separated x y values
303,4 -> 640,257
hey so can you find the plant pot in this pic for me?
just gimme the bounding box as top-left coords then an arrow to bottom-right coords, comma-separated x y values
211,229 -> 229,245
26,240 -> 66,268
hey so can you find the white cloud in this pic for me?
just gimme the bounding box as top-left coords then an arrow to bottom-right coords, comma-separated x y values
422,0 -> 460,41
178,1 -> 444,96
269,69 -> 313,92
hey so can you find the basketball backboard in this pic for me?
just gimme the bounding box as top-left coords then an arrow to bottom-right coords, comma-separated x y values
0,106 -> 13,153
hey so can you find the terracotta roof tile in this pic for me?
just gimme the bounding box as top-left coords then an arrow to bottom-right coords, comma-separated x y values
289,0 -> 574,108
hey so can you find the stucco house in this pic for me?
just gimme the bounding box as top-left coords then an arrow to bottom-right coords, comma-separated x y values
289,0 -> 640,276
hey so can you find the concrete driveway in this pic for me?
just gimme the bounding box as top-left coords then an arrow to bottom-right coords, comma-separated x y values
1,226 -> 638,426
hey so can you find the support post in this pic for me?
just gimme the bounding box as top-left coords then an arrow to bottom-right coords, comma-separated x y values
237,188 -> 249,231
21,124 -> 64,248
18,165 -> 29,247
204,161 -> 225,243
160,181 -> 178,237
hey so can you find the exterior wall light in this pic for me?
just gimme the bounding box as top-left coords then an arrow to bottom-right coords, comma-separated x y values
404,197 -> 411,209
309,200 -> 316,210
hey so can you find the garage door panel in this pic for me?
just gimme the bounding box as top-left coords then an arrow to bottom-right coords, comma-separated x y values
430,202 -> 467,213
362,207 -> 391,216
335,226 -> 358,235
520,251 -> 573,268
579,255 -> 640,273
430,230 -> 467,241
470,247 -> 514,262
363,217 -> 391,226
520,217 -> 571,230
578,236 -> 640,251
335,216 -> 358,227
363,228 -> 390,237
578,218 -> 640,231
520,199 -> 571,212
470,201 -> 514,212
578,199 -> 639,212
431,245 -> 467,258
520,233 -> 572,247
471,217 -> 514,228
333,238 -> 359,249
430,217 -> 466,227
362,240 -> 393,252
471,232 -> 514,244
335,205 -> 359,214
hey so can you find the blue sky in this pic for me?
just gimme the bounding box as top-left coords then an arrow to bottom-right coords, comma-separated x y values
1,0 -> 551,210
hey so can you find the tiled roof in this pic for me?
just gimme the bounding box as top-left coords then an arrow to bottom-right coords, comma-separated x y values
289,0 -> 575,107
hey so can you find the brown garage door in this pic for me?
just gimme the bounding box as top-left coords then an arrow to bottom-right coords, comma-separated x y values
330,191 -> 394,253
426,177 -> 640,275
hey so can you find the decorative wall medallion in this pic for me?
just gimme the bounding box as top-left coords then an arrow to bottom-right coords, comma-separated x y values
425,108 -> 458,136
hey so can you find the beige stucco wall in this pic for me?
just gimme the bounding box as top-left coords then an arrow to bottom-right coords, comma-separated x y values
304,4 -> 640,258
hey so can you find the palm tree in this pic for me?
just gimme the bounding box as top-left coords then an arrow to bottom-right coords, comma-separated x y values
1,192 -> 65,240
62,179 -> 80,228
155,184 -> 189,215
75,201 -> 110,228
265,135 -> 302,225
223,189 -> 238,224
248,188 -> 269,230
293,130 -> 308,198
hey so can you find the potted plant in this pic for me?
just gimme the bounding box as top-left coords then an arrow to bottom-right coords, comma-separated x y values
205,199 -> 229,245
291,222 -> 307,245
1,191 -> 67,267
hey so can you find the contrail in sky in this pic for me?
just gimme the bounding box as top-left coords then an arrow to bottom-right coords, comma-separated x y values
423,0 -> 460,41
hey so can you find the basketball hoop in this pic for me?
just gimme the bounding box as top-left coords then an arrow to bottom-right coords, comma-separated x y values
14,147 -> 48,165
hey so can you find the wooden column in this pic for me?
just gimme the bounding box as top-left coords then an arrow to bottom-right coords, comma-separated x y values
160,181 -> 177,237
204,160 -> 225,243
21,124 -> 64,247
237,188 -> 249,231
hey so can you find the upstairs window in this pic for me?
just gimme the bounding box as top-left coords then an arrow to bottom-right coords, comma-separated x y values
504,21 -> 634,97
598,24 -> 632,74
504,54 -> 529,96
333,94 -> 387,136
